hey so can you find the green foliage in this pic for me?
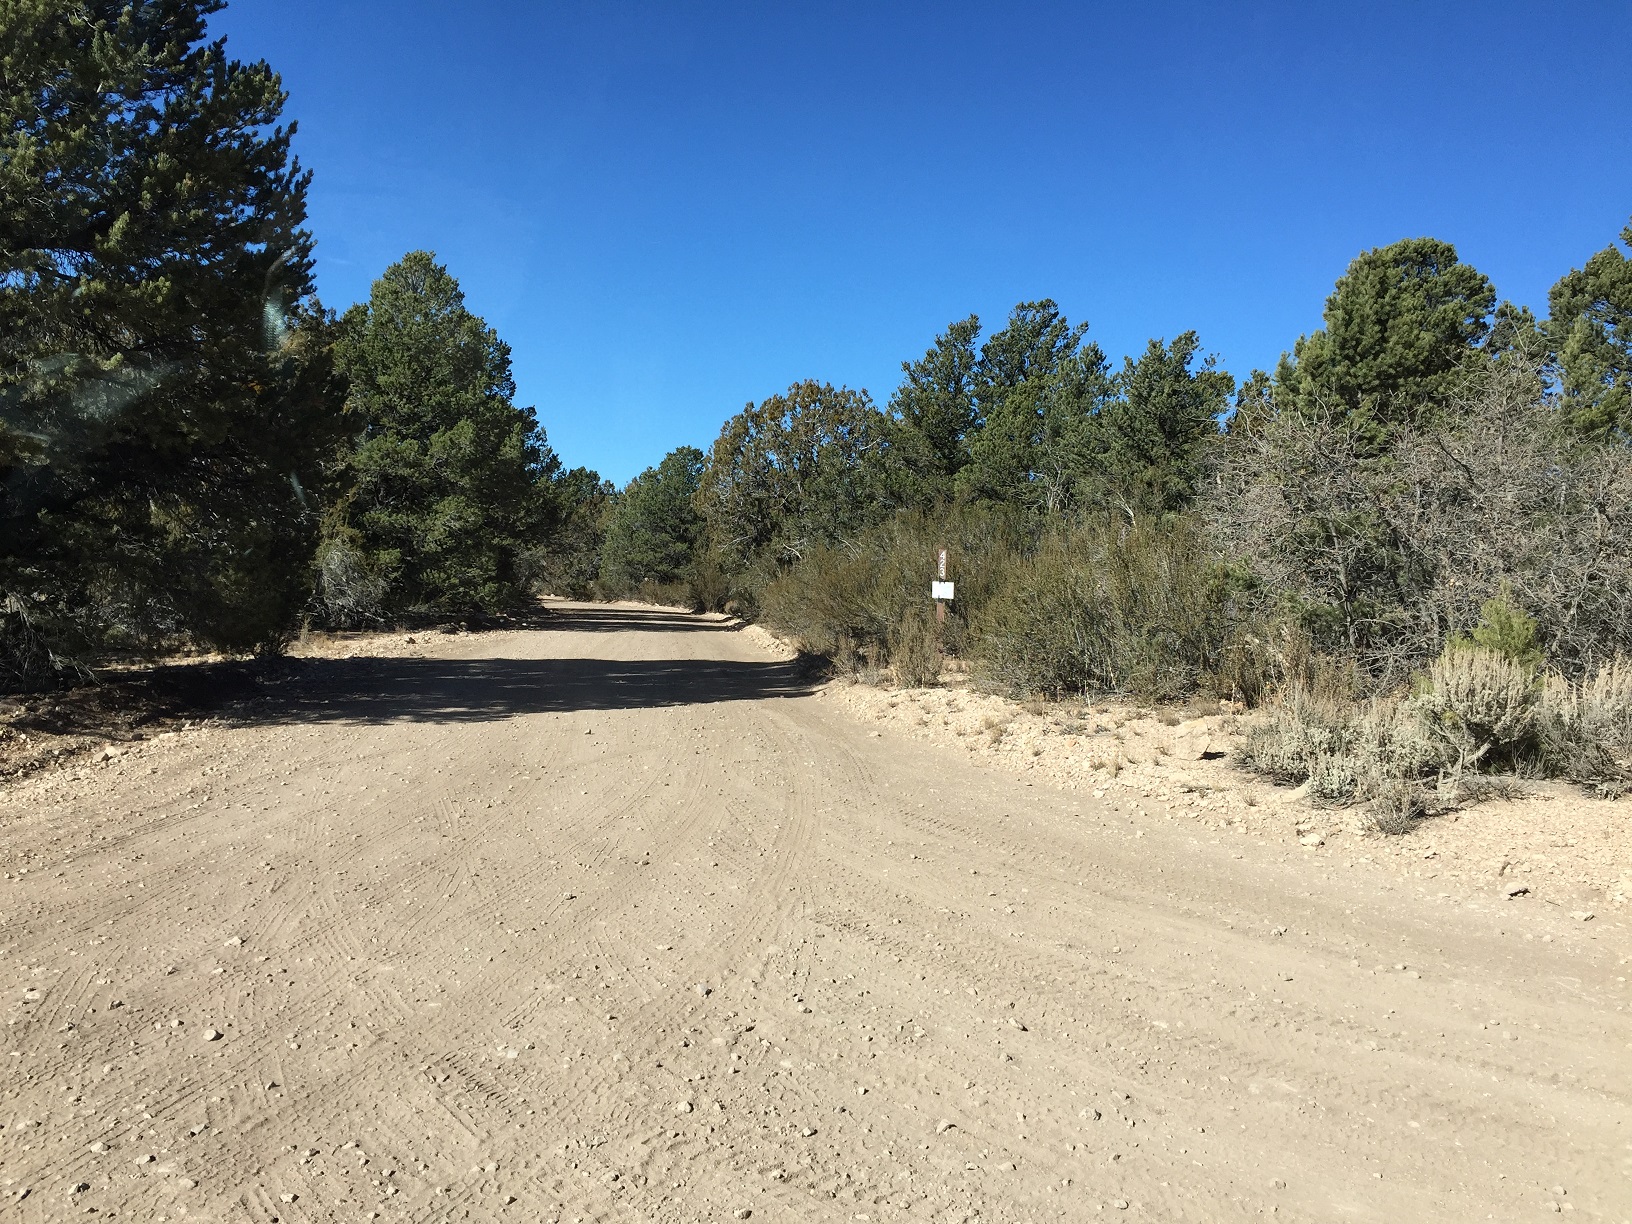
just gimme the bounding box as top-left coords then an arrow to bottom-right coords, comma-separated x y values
521,467 -> 615,599
758,504 -> 1030,664
974,517 -> 1243,702
954,301 -> 1113,509
698,380 -> 891,567
888,315 -> 981,488
1276,237 -> 1496,431
0,0 -> 344,685
1448,588 -> 1543,671
599,447 -> 706,590
1548,216 -> 1632,438
330,252 -> 552,616
1097,331 -> 1234,517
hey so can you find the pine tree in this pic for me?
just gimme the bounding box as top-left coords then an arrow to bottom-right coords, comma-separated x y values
0,0 -> 343,686
1276,238 -> 1495,431
955,301 -> 1109,507
888,315 -> 982,483
1548,216 -> 1632,438
1098,332 -> 1233,518
330,252 -> 553,615
600,447 -> 706,589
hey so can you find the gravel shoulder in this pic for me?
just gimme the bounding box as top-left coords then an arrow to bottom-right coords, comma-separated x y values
1,602 -> 1627,1222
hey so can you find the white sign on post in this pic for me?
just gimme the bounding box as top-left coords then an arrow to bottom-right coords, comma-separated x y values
931,580 -> 955,601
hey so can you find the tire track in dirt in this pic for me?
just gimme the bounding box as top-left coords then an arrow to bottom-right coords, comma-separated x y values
2,603 -> 1628,1223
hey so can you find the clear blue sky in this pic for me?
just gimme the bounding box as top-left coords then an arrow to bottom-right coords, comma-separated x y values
211,1 -> 1632,486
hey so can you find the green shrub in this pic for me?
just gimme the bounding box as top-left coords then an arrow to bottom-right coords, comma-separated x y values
758,503 -> 1028,669
1447,587 -> 1544,671
973,516 -> 1243,702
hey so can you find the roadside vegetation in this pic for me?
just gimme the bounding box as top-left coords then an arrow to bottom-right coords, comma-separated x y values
675,239 -> 1632,823
5,3 -> 1631,826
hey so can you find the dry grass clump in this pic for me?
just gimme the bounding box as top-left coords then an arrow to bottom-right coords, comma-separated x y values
1240,643 -> 1632,835
1241,646 -> 1632,831
889,607 -> 941,689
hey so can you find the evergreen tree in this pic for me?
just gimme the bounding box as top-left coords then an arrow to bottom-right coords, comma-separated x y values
1548,216 -> 1632,438
888,315 -> 982,483
1276,238 -> 1495,430
1,0 -> 342,685
600,447 -> 706,589
699,381 -> 888,565
956,301 -> 1110,507
331,252 -> 552,615
1097,332 -> 1233,518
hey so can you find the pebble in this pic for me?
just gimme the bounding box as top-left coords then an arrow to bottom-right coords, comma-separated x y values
281,1192 -> 298,1203
135,1154 -> 154,1165
1115,1201 -> 1129,1210
1299,833 -> 1324,847
800,1127 -> 817,1137
1569,911 -> 1594,922
693,983 -> 711,997
936,1120 -> 956,1134
1505,883 -> 1529,897
675,1100 -> 693,1114
204,1028 -> 223,1041
179,1177 -> 197,1189
734,1211 -> 753,1220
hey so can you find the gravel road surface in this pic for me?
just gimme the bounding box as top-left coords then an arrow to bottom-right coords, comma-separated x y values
1,603 -> 1626,1221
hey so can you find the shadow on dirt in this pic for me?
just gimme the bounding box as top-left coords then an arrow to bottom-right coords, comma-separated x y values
245,653 -> 816,725
236,604 -> 820,725
2,605 -> 818,764
540,604 -> 736,634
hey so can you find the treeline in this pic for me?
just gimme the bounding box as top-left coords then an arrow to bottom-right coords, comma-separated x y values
602,226 -> 1632,807
613,230 -> 1631,687
620,228 -> 1618,816
1,2 -> 612,689
7,0 -> 1632,813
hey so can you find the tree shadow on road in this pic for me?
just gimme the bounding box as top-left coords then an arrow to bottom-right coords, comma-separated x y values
244,653 -> 817,725
538,604 -> 738,634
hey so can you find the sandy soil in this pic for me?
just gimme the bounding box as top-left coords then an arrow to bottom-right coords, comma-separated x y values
1,602 -> 1627,1222
826,677 -> 1632,914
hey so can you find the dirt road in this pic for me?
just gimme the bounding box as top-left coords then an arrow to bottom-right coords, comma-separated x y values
2,603 -> 1627,1222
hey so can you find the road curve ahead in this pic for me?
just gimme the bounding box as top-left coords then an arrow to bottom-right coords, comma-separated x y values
0,602 -> 1626,1222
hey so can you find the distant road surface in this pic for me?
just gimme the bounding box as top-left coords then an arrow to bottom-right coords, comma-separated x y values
1,602 -> 1626,1222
